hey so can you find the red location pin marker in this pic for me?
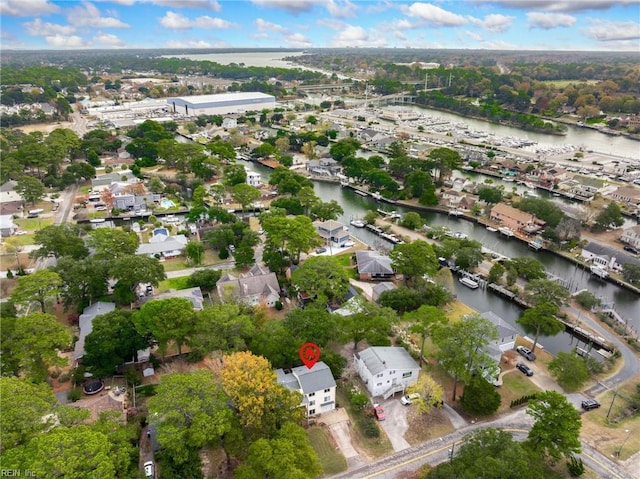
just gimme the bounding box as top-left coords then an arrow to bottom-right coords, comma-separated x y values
299,342 -> 321,369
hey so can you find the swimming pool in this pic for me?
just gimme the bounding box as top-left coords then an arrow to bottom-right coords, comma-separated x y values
160,199 -> 175,208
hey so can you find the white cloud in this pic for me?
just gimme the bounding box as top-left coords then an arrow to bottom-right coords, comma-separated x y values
166,39 -> 225,48
326,0 -> 358,19
329,24 -> 387,47
478,0 -> 639,13
23,19 -> 76,36
160,11 -> 237,29
67,2 -> 130,28
475,13 -> 514,33
316,18 -> 346,31
251,0 -> 319,15
45,34 -> 87,48
255,18 -> 288,34
527,12 -> 576,29
583,19 -> 640,41
150,0 -> 222,10
390,18 -> 420,29
93,32 -> 126,47
0,0 -> 59,16
402,2 -> 468,27
464,30 -> 483,41
285,32 -> 313,47
394,31 -> 407,41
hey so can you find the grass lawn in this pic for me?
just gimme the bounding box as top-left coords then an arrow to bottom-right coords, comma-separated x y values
157,276 -> 191,292
307,426 -> 348,475
335,385 -> 393,458
2,234 -> 35,246
497,371 -> 542,413
161,250 -> 226,273
14,216 -> 54,231
443,300 -> 476,321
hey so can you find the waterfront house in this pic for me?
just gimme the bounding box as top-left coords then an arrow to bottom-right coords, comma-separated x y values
73,302 -> 116,363
620,225 -> 640,249
489,203 -> 544,234
355,250 -> 395,281
354,346 -> 420,398
306,158 -> 342,177
608,186 -> 640,207
276,362 -> 336,417
246,170 -> 262,188
313,220 -> 349,247
581,242 -> 640,273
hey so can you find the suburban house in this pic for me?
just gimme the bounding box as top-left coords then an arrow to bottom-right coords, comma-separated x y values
73,302 -> 116,363
91,171 -> 139,191
314,220 -> 349,248
489,203 -> 544,235
0,214 -> 18,237
144,287 -> 205,310
608,187 -> 640,207
558,175 -> 606,199
372,282 -> 396,302
620,226 -> 640,249
136,232 -> 188,258
216,264 -> 280,307
480,311 -> 520,358
355,250 -> 395,281
276,361 -> 336,417
0,181 -> 22,215
306,158 -> 342,177
581,242 -> 640,273
246,170 -> 261,188
533,166 -> 569,188
354,346 -> 420,398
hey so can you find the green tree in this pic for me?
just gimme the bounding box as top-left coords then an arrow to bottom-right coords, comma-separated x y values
148,370 -> 235,464
527,390 -> 582,460
296,186 -> 319,215
55,256 -> 109,310
15,175 -> 45,204
0,377 -> 57,451
406,375 -> 444,414
477,186 -> 503,204
11,269 -> 62,313
231,183 -> 261,212
86,228 -> 139,259
193,303 -> 255,353
516,302 -> 563,353
234,422 -> 321,479
291,256 -> 350,304
488,262 -> 505,284
574,290 -> 600,310
223,163 -> 247,186
185,241 -> 205,265
187,269 -> 221,292
32,224 -> 88,260
433,314 -> 498,401
338,297 -> 397,349
390,240 -> 438,285
548,351 -> 590,391
404,305 -> 447,366
428,147 -> 462,183
594,202 -> 624,230
460,376 -> 501,415
622,263 -> 640,284
1,312 -> 71,382
508,257 -> 546,280
310,200 -> 344,222
400,211 -> 423,230
525,278 -> 570,308
83,310 -> 149,377
109,255 -> 165,302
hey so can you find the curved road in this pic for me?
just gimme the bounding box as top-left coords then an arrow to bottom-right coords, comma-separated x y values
328,409 -> 635,479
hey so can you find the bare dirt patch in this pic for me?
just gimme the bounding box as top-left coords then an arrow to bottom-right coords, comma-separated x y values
404,406 -> 454,446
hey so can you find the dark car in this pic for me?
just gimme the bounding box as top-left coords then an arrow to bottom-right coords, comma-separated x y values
516,362 -> 534,377
581,399 -> 601,411
516,345 -> 536,361
373,405 -> 386,421
315,247 -> 327,254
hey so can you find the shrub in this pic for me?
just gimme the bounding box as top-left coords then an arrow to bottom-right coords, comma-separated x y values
219,248 -> 229,260
360,416 -> 380,438
126,368 -> 142,387
186,349 -> 204,363
49,368 -> 61,379
58,372 -> 71,383
567,455 -> 585,477
6,269 -> 13,279
350,392 -> 369,411
67,387 -> 82,402
274,300 -> 283,310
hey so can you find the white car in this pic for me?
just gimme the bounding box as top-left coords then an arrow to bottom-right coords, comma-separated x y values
143,461 -> 155,478
14,231 -> 27,235
400,393 -> 420,405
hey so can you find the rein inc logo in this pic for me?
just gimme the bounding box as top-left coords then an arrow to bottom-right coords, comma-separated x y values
1,471 -> 37,477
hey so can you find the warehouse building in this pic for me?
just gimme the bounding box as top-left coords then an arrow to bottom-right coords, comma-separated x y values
167,92 -> 276,116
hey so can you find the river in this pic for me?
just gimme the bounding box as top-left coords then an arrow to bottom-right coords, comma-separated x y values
240,160 -> 639,350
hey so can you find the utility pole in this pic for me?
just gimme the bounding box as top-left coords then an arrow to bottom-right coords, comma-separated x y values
424,72 -> 428,91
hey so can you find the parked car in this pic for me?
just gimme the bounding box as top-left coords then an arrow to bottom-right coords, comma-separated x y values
581,399 -> 601,411
516,362 -> 534,377
400,393 -> 420,405
516,345 -> 536,361
315,247 -> 327,254
373,405 -> 385,421
143,460 -> 155,478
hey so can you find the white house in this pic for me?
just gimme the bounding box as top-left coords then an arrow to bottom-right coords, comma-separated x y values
0,214 -> 18,237
246,170 -> 261,188
620,225 -> 640,249
354,347 -> 420,398
276,362 -> 336,417
216,264 -> 280,307
136,233 -> 188,258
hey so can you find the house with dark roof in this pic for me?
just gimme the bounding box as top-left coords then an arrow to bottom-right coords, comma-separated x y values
621,225 -> 640,249
372,282 -> 396,302
276,361 -> 336,416
581,241 -> 640,272
73,302 -> 116,363
216,264 -> 280,307
354,346 -> 420,398
355,250 -> 395,281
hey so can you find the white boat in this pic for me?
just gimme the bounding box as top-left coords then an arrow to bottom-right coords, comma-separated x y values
590,265 -> 609,279
529,240 -> 543,250
350,219 -> 366,228
459,277 -> 480,289
523,181 -> 537,189
340,180 -> 349,187
89,218 -> 105,223
355,190 -> 368,197
486,226 -> 498,232
503,177 -> 515,182
499,227 -> 515,237
371,192 -> 382,201
524,190 -> 540,198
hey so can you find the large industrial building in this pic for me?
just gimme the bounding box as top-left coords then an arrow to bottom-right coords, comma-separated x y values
167,92 -> 276,116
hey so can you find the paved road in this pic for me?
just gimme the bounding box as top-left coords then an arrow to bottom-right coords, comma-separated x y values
328,409 -> 636,479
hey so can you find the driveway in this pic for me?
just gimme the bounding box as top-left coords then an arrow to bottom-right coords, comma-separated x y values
377,399 -> 411,452
323,408 -> 365,467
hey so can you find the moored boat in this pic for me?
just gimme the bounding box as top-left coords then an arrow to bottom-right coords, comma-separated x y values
459,277 -> 480,289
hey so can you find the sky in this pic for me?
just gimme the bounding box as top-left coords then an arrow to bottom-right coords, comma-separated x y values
1,0 -> 639,51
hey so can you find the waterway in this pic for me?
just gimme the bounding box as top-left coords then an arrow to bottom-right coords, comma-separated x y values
240,159 -> 639,343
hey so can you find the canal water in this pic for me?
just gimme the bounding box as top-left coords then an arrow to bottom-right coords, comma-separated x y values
241,159 -> 639,346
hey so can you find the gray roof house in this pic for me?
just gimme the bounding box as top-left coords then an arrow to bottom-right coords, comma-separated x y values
354,346 -> 420,398
0,214 -> 18,237
143,287 -> 204,310
480,311 -> 519,354
136,233 -> 188,258
314,219 -> 349,247
276,361 -> 336,416
73,302 -> 116,362
91,171 -> 138,190
355,250 -> 395,281
372,281 -> 396,302
216,264 -> 280,307
581,241 -> 640,272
